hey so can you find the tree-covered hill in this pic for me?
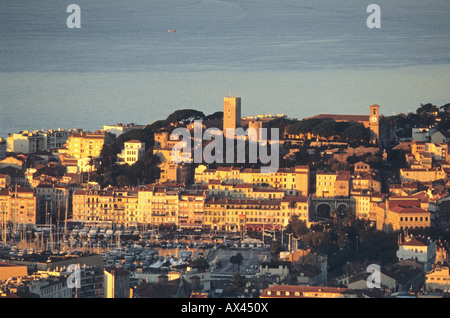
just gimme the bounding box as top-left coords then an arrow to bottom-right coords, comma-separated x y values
95,109 -> 220,187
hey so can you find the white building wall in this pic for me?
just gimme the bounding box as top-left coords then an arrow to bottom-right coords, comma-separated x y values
397,240 -> 436,272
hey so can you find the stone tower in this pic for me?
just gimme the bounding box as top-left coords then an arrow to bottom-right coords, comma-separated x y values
223,96 -> 241,134
369,104 -> 380,144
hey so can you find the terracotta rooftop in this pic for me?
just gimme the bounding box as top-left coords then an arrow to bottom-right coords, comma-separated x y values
400,238 -> 427,247
390,206 -> 428,214
281,196 -> 308,203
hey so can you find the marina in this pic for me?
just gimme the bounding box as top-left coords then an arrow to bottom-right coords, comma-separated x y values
0,221 -> 249,275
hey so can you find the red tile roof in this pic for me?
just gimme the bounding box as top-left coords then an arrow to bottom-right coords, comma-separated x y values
390,206 -> 428,214
400,238 -> 426,246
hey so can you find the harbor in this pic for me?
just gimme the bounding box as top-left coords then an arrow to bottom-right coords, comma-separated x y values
0,221 -> 270,276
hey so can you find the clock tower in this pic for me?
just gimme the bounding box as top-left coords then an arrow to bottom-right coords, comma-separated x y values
369,104 -> 380,144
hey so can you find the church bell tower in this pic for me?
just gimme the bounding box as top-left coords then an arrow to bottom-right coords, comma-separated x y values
369,104 -> 380,144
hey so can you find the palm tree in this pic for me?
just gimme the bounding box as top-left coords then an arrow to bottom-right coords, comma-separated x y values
289,200 -> 298,218
87,156 -> 95,182
287,214 -> 308,238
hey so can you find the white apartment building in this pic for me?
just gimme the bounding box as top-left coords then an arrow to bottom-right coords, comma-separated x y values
28,277 -> 73,298
117,140 -> 145,165
6,129 -> 79,153
397,235 -> 436,272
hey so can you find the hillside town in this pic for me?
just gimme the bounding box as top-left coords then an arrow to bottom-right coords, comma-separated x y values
1,98 -> 450,298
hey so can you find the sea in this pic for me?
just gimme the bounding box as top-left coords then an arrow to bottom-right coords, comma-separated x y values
1,0 -> 450,139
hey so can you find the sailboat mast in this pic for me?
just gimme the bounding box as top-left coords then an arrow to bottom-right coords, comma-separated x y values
50,200 -> 53,253
45,200 -> 48,251
14,184 -> 17,234
57,200 -> 60,251
2,206 -> 5,245
65,188 -> 68,235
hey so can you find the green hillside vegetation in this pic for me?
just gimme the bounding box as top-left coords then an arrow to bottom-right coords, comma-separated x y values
95,109 -> 222,187
286,118 -> 370,144
92,102 -> 449,187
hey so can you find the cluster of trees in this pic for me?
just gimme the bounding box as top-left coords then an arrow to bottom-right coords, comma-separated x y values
285,118 -> 370,144
189,257 -> 209,272
271,102 -> 450,144
387,102 -> 450,138
284,214 -> 399,277
95,123 -> 161,188
95,109 -> 221,188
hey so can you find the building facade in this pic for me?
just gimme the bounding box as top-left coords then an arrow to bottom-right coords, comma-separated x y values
117,140 -> 145,165
104,267 -> 131,298
400,168 -> 446,183
397,236 -> 436,272
376,196 -> 431,231
0,187 -> 37,224
64,131 -> 112,160
178,191 -> 206,229
72,188 -> 139,225
7,129 -> 78,153
316,171 -> 351,198
195,165 -> 309,197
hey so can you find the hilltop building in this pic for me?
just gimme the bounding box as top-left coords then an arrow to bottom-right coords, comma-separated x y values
117,140 -> 145,165
102,123 -> 145,137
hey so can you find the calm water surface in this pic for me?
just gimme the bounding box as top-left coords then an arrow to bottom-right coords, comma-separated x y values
1,0 -> 449,138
